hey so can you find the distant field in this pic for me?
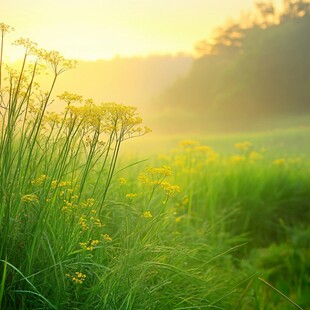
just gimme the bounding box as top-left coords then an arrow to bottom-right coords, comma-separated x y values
111,125 -> 310,309
122,123 -> 310,157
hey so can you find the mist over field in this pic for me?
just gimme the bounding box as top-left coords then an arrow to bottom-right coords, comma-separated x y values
156,9 -> 310,133
8,1 -> 308,137
49,55 -> 193,113
33,2 -> 309,137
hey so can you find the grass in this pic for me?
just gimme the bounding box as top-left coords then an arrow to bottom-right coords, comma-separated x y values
1,22 -> 309,309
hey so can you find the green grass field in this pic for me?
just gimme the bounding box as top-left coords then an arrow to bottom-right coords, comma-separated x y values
1,24 -> 309,309
1,124 -> 309,309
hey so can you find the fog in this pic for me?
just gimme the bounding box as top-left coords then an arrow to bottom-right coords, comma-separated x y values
5,1 -> 310,137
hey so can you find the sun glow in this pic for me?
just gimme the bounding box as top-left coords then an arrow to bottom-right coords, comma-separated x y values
1,0 -> 281,61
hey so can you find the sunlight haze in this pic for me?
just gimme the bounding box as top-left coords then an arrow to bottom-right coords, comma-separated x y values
1,0 -> 281,61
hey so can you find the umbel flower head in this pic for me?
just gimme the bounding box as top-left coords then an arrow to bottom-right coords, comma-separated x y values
66,101 -> 151,139
42,50 -> 77,75
13,38 -> 38,56
13,38 -> 77,75
0,22 -> 14,35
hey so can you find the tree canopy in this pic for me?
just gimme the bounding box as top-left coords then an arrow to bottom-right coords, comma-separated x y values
157,0 -> 310,132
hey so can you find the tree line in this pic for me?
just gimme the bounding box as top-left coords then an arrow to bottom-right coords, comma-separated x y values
157,0 -> 310,131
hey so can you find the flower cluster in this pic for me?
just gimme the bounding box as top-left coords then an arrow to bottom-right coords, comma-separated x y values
142,211 -> 153,218
160,181 -> 181,197
66,272 -> 86,284
79,239 -> 100,251
138,165 -> 181,201
20,194 -> 39,204
13,38 -> 38,56
234,141 -> 253,152
101,234 -> 112,241
78,212 -> 103,231
0,22 -> 14,35
43,50 -> 77,75
31,174 -> 47,186
61,198 -> 78,213
66,101 -> 151,140
164,141 -> 220,174
119,177 -> 127,185
126,193 -> 138,199
138,166 -> 172,185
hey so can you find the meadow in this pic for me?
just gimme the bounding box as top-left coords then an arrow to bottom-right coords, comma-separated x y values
1,23 -> 310,309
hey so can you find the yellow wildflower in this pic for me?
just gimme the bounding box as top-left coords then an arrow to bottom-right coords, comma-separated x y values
0,23 -> 14,34
51,180 -> 58,188
126,193 -> 138,199
13,38 -> 38,56
58,180 -> 72,187
67,272 -> 86,284
119,177 -> 127,185
66,101 -> 151,139
81,198 -> 95,208
175,216 -> 182,223
194,145 -> 213,153
79,239 -> 100,251
43,112 -> 62,127
230,155 -> 246,163
93,218 -> 103,227
43,50 -> 77,75
146,166 -> 172,177
61,200 -> 76,212
234,141 -> 252,152
57,91 -> 83,105
79,215 -> 88,230
86,198 -> 95,206
138,173 -> 149,184
142,211 -> 153,218
31,174 -> 47,185
101,234 -> 112,242
21,194 -> 39,204
160,182 -> 181,197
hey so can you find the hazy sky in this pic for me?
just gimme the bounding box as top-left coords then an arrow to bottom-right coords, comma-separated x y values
2,0 -> 282,61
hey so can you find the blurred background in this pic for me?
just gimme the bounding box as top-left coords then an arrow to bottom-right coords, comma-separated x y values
2,0 -> 310,135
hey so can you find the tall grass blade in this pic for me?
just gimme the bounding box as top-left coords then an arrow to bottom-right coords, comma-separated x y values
258,277 -> 303,310
0,258 -> 7,307
0,260 -> 57,310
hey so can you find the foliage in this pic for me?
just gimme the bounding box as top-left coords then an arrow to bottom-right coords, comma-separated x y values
157,0 -> 310,132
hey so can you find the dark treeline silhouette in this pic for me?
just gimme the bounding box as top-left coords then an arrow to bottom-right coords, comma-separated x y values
156,0 -> 310,132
